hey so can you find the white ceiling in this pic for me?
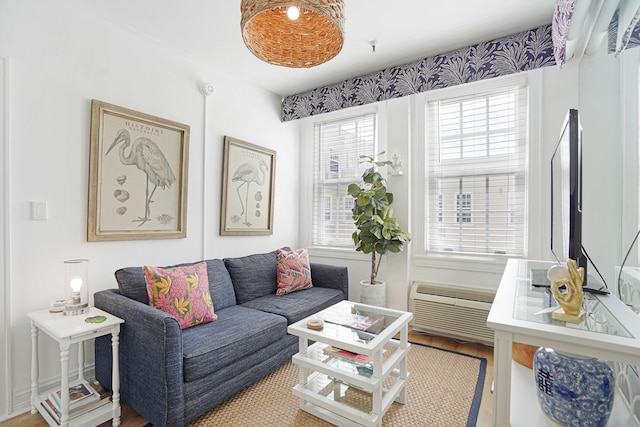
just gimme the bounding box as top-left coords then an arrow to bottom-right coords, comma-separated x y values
80,0 -> 558,98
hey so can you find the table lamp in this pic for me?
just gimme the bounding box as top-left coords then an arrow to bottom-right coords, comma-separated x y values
63,259 -> 89,316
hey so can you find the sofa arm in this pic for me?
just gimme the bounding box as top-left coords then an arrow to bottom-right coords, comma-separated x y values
310,263 -> 349,299
94,289 -> 185,427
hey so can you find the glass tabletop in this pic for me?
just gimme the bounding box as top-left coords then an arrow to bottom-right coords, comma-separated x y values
513,262 -> 632,338
292,300 -> 408,348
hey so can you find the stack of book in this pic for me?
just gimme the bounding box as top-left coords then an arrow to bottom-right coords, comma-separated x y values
41,379 -> 111,423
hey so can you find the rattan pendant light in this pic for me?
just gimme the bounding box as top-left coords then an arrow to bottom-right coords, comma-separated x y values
240,0 -> 345,68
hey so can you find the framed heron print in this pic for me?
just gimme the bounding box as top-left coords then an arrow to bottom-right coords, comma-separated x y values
88,100 -> 190,241
220,136 -> 276,236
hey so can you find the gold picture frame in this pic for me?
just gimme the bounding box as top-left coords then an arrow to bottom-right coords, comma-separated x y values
220,136 -> 276,236
88,100 -> 190,241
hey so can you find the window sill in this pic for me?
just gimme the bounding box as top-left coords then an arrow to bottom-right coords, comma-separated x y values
307,246 -> 368,261
413,252 -> 517,274
306,246 -> 519,276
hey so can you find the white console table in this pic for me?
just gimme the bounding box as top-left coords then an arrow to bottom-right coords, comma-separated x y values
487,259 -> 640,426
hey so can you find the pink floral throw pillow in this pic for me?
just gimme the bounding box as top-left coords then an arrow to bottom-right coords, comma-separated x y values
143,262 -> 217,329
276,248 -> 313,295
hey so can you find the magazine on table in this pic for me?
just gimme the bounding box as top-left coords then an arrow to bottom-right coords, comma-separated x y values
322,312 -> 379,331
326,357 -> 374,378
323,346 -> 372,364
55,382 -> 98,405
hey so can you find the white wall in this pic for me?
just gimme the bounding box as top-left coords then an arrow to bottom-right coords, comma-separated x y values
579,43 -> 623,289
0,0 -> 299,418
1,56 -> 9,418
619,48 -> 640,278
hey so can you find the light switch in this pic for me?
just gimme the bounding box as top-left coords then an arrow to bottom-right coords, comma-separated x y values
31,201 -> 48,220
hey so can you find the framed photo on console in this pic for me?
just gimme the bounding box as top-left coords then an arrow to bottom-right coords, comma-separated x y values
220,136 -> 276,236
87,100 -> 190,241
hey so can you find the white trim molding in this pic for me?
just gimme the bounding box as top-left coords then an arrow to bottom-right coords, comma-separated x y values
0,56 -> 12,420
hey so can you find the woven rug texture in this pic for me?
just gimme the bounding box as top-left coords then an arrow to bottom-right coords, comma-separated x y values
186,342 -> 486,427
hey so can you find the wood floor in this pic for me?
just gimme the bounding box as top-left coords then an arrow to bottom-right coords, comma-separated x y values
1,331 -> 494,427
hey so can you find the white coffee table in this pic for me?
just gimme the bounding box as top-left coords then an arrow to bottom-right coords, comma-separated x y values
288,300 -> 413,427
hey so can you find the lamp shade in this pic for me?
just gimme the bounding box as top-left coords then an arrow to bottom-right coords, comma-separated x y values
240,0 -> 345,68
63,259 -> 89,316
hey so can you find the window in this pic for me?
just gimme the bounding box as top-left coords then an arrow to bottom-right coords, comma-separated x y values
324,196 -> 332,221
455,192 -> 473,224
425,82 -> 527,256
343,197 -> 353,222
312,114 -> 376,247
329,149 -> 339,176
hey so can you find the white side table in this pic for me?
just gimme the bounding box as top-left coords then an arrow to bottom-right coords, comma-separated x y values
28,307 -> 124,427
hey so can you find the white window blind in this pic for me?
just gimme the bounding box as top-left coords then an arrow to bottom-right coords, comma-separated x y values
425,83 -> 528,256
313,113 -> 376,247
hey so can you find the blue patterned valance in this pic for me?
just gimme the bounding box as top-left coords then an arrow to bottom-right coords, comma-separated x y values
281,24 -> 555,122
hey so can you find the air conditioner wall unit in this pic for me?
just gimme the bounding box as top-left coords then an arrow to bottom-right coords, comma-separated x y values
409,281 -> 496,345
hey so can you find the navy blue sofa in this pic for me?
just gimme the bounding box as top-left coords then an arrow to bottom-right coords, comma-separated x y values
94,249 -> 348,427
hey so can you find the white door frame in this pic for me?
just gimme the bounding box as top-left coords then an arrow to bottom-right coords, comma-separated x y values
0,56 -> 11,420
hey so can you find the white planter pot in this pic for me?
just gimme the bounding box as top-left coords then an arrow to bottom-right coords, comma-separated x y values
360,280 -> 386,307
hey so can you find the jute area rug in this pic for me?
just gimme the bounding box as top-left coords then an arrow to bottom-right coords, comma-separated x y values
186,342 -> 486,427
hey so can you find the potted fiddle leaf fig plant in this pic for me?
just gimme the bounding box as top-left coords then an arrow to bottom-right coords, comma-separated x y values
347,152 -> 411,306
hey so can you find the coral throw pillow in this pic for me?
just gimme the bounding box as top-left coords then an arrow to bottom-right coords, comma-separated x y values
143,262 -> 217,329
276,248 -> 313,295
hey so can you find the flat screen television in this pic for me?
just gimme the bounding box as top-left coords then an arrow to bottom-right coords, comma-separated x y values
550,108 -> 588,275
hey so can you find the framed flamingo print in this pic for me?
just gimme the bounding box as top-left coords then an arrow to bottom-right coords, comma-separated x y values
87,100 -> 190,241
220,136 -> 276,236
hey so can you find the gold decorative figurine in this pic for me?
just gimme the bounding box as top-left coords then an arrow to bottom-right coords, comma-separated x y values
548,259 -> 585,324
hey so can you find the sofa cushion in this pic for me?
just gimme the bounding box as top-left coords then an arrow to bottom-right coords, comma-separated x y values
241,287 -> 345,325
143,262 -> 217,330
181,305 -> 287,382
276,248 -> 313,295
114,258 -> 237,310
224,248 -> 289,304
114,267 -> 149,304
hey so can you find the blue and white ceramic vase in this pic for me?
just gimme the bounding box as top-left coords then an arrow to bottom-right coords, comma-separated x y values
533,347 -> 615,427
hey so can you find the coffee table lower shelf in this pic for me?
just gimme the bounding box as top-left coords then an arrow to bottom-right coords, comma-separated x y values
292,371 -> 408,427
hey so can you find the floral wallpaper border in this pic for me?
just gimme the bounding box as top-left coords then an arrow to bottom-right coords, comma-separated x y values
550,0 -> 640,60
608,9 -> 640,54
552,0 -> 576,66
281,24 -> 555,122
